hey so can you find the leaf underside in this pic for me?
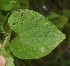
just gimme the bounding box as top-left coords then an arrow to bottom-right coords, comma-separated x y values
8,9 -> 66,59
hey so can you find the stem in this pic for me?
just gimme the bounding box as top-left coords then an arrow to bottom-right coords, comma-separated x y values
1,11 -> 12,36
1,36 -> 9,52
1,29 -> 12,52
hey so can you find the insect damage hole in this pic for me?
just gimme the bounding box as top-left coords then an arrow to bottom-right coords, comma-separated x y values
12,23 -> 15,26
20,12 -> 24,17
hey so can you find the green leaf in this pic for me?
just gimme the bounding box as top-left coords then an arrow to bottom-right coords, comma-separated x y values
0,51 -> 15,66
6,55 -> 15,66
48,12 -> 68,29
18,0 -> 29,9
0,0 -> 19,11
8,9 -> 66,59
63,9 -> 70,18
0,0 -> 13,11
12,1 -> 20,9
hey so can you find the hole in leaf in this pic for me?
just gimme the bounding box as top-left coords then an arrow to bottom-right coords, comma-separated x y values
13,23 -> 15,26
21,13 -> 24,17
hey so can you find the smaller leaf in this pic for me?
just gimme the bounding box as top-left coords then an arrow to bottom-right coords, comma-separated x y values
0,0 -> 13,11
19,0 -> 29,9
48,12 -> 68,29
6,55 -> 15,66
0,51 -> 15,66
12,1 -> 20,9
63,9 -> 70,18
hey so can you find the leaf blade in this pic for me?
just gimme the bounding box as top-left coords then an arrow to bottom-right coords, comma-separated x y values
8,9 -> 66,59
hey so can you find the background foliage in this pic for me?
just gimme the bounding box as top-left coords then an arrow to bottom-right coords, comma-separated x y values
0,0 -> 70,66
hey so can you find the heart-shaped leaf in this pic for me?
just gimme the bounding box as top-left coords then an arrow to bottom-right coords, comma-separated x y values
8,9 -> 66,59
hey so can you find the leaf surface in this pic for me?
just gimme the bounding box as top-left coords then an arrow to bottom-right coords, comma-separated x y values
0,51 -> 15,66
8,9 -> 66,59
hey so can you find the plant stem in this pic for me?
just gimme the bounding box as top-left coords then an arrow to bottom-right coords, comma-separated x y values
1,36 -> 9,52
1,11 -> 12,37
1,28 -> 12,52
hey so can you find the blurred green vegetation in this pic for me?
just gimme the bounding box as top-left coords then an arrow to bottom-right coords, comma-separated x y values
0,0 -> 70,66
